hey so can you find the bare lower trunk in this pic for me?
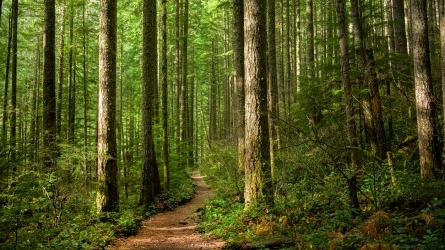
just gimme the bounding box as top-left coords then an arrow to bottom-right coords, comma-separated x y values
412,0 -> 440,180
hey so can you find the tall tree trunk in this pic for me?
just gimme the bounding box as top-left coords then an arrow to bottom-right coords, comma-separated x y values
140,0 -> 160,209
412,0 -> 440,180
350,0 -> 376,151
97,0 -> 119,213
67,10 -> 75,144
30,40 -> 40,168
277,0 -> 285,124
440,0 -> 445,169
223,12 -> 231,139
161,0 -> 170,190
1,12 -> 11,153
83,2 -> 88,172
10,0 -> 18,163
209,39 -> 217,141
306,0 -> 320,125
175,0 -> 182,143
366,50 -> 387,160
244,0 -> 273,209
180,0 -> 189,166
0,0 -> 3,24
57,4 -> 66,142
43,0 -> 57,169
118,27 -> 125,195
233,0 -> 244,173
392,0 -> 410,92
284,0 -> 290,124
188,63 -> 195,166
384,0 -> 395,146
267,0 -> 278,183
336,0 -> 360,211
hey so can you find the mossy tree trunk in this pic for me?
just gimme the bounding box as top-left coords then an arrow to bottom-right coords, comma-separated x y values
244,0 -> 273,209
97,0 -> 119,213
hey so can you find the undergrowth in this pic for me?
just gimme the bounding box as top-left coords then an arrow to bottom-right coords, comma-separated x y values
199,142 -> 445,249
0,145 -> 196,250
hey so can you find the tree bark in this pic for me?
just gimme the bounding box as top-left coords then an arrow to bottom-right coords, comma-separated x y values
179,0 -> 189,166
441,0 -> 445,169
306,0 -> 320,125
97,0 -> 119,213
209,39 -> 217,141
83,2 -> 88,172
1,12 -> 11,152
233,0 -> 245,173
336,0 -> 360,210
43,0 -> 57,169
244,0 -> 273,209
67,9 -> 75,144
392,0 -> 408,55
161,0 -> 170,190
30,40 -> 40,168
267,0 -> 278,183
10,0 -> 18,162
0,0 -> 3,24
175,0 -> 182,142
412,0 -> 440,180
366,50 -> 387,160
57,4 -> 66,143
392,0 -> 410,92
140,0 -> 161,208
350,0 -> 376,151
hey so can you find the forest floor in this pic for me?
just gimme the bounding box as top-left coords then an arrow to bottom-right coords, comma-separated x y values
107,168 -> 225,250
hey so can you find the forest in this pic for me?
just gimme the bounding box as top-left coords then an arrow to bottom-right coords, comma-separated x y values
1,0 -> 445,249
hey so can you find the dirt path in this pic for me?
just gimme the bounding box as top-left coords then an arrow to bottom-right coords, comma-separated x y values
108,169 -> 225,250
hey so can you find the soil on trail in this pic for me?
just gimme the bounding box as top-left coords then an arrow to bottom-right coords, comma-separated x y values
108,169 -> 225,250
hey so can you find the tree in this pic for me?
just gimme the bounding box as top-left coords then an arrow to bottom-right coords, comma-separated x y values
306,0 -> 320,125
140,0 -> 161,208
441,0 -> 445,168
179,0 -> 190,166
233,0 -> 244,173
57,3 -> 66,142
67,8 -> 75,144
209,39 -> 217,142
336,0 -> 359,210
10,0 -> 18,163
392,0 -> 410,92
366,49 -> 387,160
0,0 -> 3,24
97,0 -> 119,213
350,0 -> 375,151
392,0 -> 408,55
244,0 -> 273,209
42,0 -> 57,169
161,0 -> 170,190
267,0 -> 278,182
412,0 -> 440,180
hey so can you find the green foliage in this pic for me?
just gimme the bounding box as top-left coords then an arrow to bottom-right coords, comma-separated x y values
199,139 -> 445,249
0,136 -> 196,249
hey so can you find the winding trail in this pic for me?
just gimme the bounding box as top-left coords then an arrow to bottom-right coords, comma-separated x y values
108,169 -> 225,250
